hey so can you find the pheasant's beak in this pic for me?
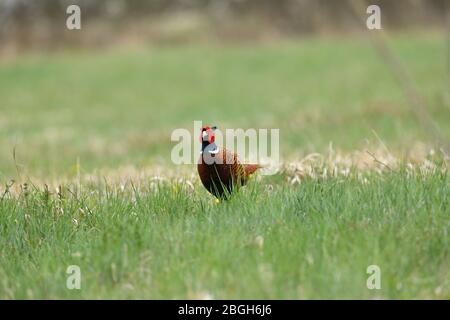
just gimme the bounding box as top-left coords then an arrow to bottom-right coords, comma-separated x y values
202,131 -> 208,141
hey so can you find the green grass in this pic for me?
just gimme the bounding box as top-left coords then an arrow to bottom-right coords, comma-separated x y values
0,169 -> 448,299
0,32 -> 449,299
0,32 -> 449,177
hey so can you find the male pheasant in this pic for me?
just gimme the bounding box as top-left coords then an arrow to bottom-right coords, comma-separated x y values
197,126 -> 260,199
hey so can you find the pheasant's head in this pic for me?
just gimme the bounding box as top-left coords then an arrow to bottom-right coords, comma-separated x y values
200,125 -> 218,153
200,126 -> 217,143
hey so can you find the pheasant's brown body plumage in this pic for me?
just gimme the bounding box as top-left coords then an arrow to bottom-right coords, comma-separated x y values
198,147 -> 260,199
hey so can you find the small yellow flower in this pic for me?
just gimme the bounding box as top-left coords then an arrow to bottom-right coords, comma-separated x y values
255,235 -> 264,249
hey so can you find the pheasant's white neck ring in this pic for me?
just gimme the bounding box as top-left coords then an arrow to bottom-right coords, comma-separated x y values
200,142 -> 219,154
208,146 -> 219,154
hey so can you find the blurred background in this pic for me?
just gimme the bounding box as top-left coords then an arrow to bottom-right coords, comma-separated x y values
0,0 -> 449,179
0,0 -> 448,51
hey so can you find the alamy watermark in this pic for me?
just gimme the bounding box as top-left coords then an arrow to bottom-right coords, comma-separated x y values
171,121 -> 280,175
64,4 -> 381,32
66,5 -> 81,30
366,5 -> 382,30
366,265 -> 381,290
66,265 -> 81,290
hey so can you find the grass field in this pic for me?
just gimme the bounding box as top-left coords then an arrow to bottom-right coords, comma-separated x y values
0,32 -> 449,299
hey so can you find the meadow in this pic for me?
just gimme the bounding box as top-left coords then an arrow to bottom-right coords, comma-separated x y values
0,32 -> 448,299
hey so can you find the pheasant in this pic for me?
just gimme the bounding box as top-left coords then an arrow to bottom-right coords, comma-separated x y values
197,125 -> 261,199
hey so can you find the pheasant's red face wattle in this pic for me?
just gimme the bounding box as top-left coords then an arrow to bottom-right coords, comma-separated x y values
207,129 -> 215,144
200,126 -> 215,144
